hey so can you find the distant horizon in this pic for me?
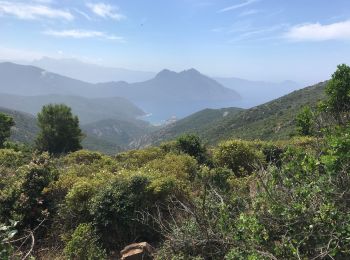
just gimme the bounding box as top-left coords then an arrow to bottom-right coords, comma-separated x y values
0,57 -> 328,86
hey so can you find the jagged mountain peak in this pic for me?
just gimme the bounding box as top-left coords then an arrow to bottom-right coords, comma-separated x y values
180,68 -> 202,76
155,69 -> 177,79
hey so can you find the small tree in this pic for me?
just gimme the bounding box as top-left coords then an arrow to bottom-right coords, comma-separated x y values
36,104 -> 84,155
0,113 -> 14,148
325,64 -> 350,124
296,106 -> 314,136
176,134 -> 208,164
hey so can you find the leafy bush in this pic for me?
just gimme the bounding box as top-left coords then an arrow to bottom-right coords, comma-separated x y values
90,173 -> 180,251
64,150 -> 104,165
176,134 -> 209,164
324,64 -> 350,124
64,223 -> 106,260
145,153 -> 198,180
214,140 -> 264,177
115,147 -> 164,169
0,220 -> 17,260
62,181 -> 97,227
296,106 -> 315,136
12,153 -> 57,228
0,149 -> 25,168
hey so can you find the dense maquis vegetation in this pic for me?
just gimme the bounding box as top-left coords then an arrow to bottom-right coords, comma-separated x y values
0,65 -> 350,259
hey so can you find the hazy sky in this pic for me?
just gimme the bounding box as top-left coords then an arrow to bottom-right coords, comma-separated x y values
1,0 -> 350,84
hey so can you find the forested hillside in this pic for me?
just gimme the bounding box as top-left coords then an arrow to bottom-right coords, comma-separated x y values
0,94 -> 146,124
144,81 -> 326,146
0,107 -> 39,144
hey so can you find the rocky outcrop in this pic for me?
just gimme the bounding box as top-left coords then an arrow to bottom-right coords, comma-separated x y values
120,242 -> 154,260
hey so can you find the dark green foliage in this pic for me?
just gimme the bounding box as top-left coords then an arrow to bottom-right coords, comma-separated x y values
36,104 -> 84,155
296,106 -> 314,136
0,220 -> 17,259
258,141 -> 285,166
15,153 -> 58,228
64,223 -> 106,260
0,113 -> 14,148
90,174 -> 176,251
322,125 -> 350,173
325,64 -> 350,124
251,134 -> 350,259
0,153 -> 57,228
176,134 -> 208,164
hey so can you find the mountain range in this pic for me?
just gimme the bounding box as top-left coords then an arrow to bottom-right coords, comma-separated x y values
0,94 -> 145,124
2,80 -> 327,154
0,61 -> 321,153
0,62 -> 240,122
97,69 -> 241,122
31,57 -> 155,83
3,59 -> 303,112
31,58 -> 302,108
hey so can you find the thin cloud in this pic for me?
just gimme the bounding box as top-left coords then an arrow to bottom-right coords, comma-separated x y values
86,3 -> 125,21
74,8 -> 92,20
0,1 -> 73,20
218,0 -> 259,13
229,24 -> 286,42
239,9 -> 261,17
44,29 -> 125,41
285,20 -> 350,41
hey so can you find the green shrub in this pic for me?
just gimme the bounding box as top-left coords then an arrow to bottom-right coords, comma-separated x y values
145,153 -> 198,180
62,181 -> 97,227
115,147 -> 164,169
0,166 -> 23,224
64,150 -> 104,165
14,153 -> 58,228
64,223 -> 106,260
0,149 -> 25,168
176,134 -> 209,164
0,220 -> 17,260
296,106 -> 315,136
90,173 -> 178,251
214,140 -> 264,177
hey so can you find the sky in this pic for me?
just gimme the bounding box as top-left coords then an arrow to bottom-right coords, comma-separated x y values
0,0 -> 350,84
